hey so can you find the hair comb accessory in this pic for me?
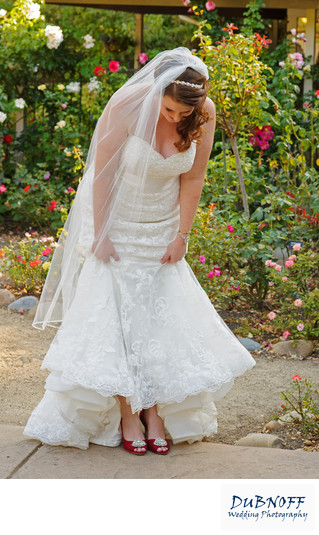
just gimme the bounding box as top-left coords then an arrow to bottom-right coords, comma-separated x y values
173,80 -> 203,89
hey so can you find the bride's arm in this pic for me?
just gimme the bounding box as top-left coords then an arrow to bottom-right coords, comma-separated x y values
161,98 -> 216,264
90,95 -> 129,263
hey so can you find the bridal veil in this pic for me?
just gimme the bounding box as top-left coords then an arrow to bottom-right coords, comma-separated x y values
33,47 -> 209,330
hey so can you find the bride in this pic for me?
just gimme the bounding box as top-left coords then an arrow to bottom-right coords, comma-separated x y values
24,47 -> 256,455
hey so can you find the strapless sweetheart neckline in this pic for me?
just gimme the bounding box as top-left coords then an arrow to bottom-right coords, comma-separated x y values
128,134 -> 195,161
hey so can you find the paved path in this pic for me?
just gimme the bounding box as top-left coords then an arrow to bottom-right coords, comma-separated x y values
1,424 -> 319,479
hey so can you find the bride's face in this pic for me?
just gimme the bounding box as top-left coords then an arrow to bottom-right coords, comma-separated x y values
160,95 -> 194,124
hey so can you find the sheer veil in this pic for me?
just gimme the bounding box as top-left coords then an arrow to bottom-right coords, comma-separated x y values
33,47 -> 209,330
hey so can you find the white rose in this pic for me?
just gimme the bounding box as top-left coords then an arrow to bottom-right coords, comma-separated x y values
83,34 -> 95,49
22,1 -> 41,20
66,82 -> 81,93
54,120 -> 66,130
44,25 -> 63,50
15,98 -> 26,109
0,9 -> 7,17
0,111 -> 7,123
87,77 -> 101,93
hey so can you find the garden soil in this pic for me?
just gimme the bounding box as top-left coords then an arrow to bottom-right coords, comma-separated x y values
1,307 -> 319,451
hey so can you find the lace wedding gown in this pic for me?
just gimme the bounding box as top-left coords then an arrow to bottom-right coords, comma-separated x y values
23,135 -> 256,449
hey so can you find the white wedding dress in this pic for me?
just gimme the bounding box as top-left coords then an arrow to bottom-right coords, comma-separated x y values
24,135 -> 256,449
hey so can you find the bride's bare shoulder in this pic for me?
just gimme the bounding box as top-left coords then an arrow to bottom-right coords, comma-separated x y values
204,96 -> 215,117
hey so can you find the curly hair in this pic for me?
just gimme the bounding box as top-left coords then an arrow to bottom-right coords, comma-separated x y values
164,67 -> 211,152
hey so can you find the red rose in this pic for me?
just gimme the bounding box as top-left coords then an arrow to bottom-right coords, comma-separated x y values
48,200 -> 57,212
94,66 -> 106,77
109,60 -> 120,72
24,185 -> 31,192
30,259 -> 42,268
3,135 -> 13,143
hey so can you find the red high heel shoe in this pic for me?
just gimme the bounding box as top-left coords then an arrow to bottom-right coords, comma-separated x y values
139,409 -> 170,455
120,419 -> 147,455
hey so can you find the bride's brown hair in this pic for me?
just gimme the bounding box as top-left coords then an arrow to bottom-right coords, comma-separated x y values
164,67 -> 210,152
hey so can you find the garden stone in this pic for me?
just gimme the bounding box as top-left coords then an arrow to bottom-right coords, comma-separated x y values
278,411 -> 302,423
272,340 -> 314,358
263,420 -> 283,432
237,337 -> 261,351
8,296 -> 38,311
235,433 -> 283,448
0,289 -> 15,307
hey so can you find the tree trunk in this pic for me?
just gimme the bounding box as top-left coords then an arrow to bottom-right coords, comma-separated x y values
229,134 -> 250,219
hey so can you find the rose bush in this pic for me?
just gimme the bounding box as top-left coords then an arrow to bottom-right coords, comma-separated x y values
0,232 -> 57,292
264,246 -> 319,339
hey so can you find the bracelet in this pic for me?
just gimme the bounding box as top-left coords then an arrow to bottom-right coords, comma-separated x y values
177,231 -> 190,254
177,231 -> 190,244
178,229 -> 191,235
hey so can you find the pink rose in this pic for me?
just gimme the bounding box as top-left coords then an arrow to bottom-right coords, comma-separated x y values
288,255 -> 296,260
270,261 -> 277,267
294,299 -> 303,307
282,277 -> 288,282
232,285 -> 239,290
265,260 -> 272,267
268,312 -> 277,320
227,224 -> 235,232
282,330 -> 291,340
205,1 -> 216,10
292,243 -> 301,251
275,265 -> 282,271
199,256 -> 206,263
208,271 -> 215,278
297,323 -> 304,331
42,248 -> 52,256
138,53 -> 149,65
292,374 -> 301,381
109,60 -> 120,72
0,184 -> 7,193
285,259 -> 294,268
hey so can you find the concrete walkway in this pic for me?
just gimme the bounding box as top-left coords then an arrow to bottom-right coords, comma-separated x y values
1,424 -> 319,479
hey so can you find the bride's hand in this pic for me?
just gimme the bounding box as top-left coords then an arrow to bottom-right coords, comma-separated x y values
160,235 -> 187,264
91,235 -> 120,263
